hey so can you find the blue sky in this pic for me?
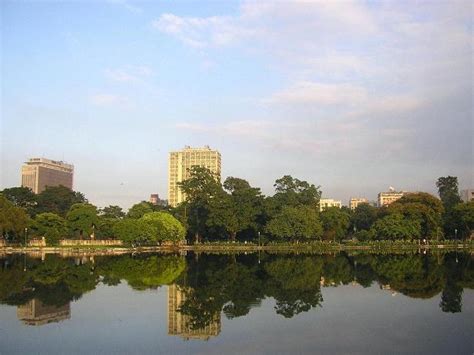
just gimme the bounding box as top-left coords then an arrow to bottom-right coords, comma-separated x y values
1,0 -> 473,209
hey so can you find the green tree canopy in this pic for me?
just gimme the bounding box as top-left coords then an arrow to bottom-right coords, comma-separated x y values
436,176 -> 461,211
370,213 -> 421,240
141,211 -> 186,243
66,203 -> 99,238
127,201 -> 154,219
351,203 -> 378,231
36,185 -> 86,217
100,205 -> 125,219
112,218 -> 155,245
0,194 -> 29,240
31,212 -> 67,245
1,187 -> 37,215
320,207 -> 351,241
265,205 -> 323,240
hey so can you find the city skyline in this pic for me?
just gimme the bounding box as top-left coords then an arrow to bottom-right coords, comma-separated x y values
2,1 -> 472,208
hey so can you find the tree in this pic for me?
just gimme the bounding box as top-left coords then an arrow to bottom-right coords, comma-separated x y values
141,212 -> 186,243
320,207 -> 351,241
388,192 -> 444,239
36,185 -> 86,217
436,176 -> 461,211
32,213 -> 67,245
269,175 -> 321,212
112,218 -> 155,245
351,203 -> 378,231
100,205 -> 125,219
66,203 -> 99,238
452,202 -> 474,238
127,202 -> 154,219
178,166 -> 222,242
1,187 -> 37,215
370,213 -> 421,240
207,177 -> 264,241
0,195 -> 29,241
265,206 -> 323,241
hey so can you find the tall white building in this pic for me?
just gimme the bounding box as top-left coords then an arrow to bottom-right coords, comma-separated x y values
377,187 -> 406,207
168,146 -> 221,207
460,189 -> 474,203
349,198 -> 369,210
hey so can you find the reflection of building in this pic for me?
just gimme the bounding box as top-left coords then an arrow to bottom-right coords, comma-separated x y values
168,146 -> 221,207
17,299 -> 71,326
319,198 -> 342,212
21,157 -> 74,194
168,284 -> 221,340
460,189 -> 474,203
349,198 -> 368,210
377,188 -> 406,207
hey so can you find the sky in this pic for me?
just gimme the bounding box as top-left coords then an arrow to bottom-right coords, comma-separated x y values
1,0 -> 473,209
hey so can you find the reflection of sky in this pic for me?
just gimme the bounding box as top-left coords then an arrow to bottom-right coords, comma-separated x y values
1,283 -> 473,354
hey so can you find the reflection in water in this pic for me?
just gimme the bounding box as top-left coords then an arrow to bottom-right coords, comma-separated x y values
17,299 -> 70,326
0,251 -> 473,332
168,284 -> 221,341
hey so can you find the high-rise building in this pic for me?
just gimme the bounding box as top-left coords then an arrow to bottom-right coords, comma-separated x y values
150,194 -> 159,205
319,198 -> 342,212
377,187 -> 406,207
168,146 -> 221,207
168,284 -> 221,340
460,189 -> 474,203
21,158 -> 74,194
349,197 -> 368,210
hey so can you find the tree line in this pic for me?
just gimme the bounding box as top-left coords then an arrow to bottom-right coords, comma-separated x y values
0,170 -> 473,245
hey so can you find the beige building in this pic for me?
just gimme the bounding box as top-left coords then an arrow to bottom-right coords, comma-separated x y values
17,299 -> 71,326
168,146 -> 221,207
460,189 -> 474,203
21,158 -> 74,194
319,198 -> 342,212
349,198 -> 369,210
377,188 -> 406,207
168,284 -> 221,340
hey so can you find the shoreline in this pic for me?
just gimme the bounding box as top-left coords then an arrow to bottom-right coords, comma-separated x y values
1,242 -> 472,256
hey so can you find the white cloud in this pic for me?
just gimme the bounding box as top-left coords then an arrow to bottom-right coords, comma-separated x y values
265,81 -> 368,105
105,66 -> 153,83
90,94 -> 130,107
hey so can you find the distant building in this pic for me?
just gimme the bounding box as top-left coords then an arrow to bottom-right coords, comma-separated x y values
349,198 -> 369,210
168,284 -> 221,340
150,194 -> 160,205
168,146 -> 221,207
17,299 -> 70,326
21,158 -> 74,194
460,189 -> 474,203
378,187 -> 406,207
319,198 -> 342,212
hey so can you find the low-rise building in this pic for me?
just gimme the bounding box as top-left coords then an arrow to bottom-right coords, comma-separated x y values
349,197 -> 368,210
460,189 -> 474,203
319,198 -> 342,212
378,188 -> 406,207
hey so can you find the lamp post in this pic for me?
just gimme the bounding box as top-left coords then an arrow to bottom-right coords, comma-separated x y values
24,227 -> 28,247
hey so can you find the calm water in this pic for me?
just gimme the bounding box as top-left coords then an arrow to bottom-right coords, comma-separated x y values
0,252 -> 473,354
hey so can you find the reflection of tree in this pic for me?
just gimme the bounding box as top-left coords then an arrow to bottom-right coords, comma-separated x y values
440,280 -> 462,313
370,255 -> 444,299
265,257 -> 323,318
322,254 -> 354,286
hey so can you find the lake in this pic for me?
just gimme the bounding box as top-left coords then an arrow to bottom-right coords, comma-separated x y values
1,252 -> 473,354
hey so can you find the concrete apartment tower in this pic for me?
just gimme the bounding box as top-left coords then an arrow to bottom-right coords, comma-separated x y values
21,158 -> 74,194
168,146 -> 221,207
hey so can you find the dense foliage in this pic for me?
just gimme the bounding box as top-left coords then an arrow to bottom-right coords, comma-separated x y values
0,174 -> 472,245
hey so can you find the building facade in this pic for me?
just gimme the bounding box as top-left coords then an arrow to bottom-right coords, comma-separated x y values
17,299 -> 70,326
349,198 -> 369,210
460,189 -> 474,203
377,188 -> 406,207
319,198 -> 342,212
21,158 -> 74,194
168,146 -> 221,207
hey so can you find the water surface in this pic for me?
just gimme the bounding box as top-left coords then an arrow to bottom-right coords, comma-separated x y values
1,252 -> 473,354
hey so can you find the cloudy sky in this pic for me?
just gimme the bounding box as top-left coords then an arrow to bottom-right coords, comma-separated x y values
1,0 -> 473,209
